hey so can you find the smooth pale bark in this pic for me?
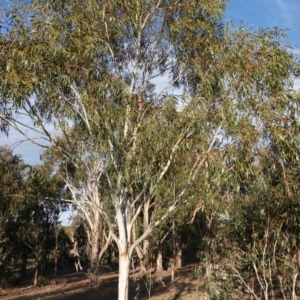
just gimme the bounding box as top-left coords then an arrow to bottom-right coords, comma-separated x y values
89,228 -> 100,283
132,220 -> 146,273
116,203 -> 131,300
98,232 -> 113,265
135,244 -> 147,274
118,253 -> 131,300
156,251 -> 163,271
171,221 -> 176,282
33,253 -> 39,286
132,196 -> 151,274
205,260 -> 213,279
143,239 -> 150,262
171,258 -> 175,282
291,271 -> 299,300
70,239 -> 83,272
143,197 -> 151,268
175,246 -> 182,269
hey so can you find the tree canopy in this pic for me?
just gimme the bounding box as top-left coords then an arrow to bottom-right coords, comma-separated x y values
1,1 -> 300,299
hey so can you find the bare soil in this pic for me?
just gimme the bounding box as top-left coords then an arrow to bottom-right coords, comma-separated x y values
0,264 -> 206,300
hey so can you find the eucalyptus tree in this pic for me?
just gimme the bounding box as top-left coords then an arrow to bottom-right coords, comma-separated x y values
1,0 -> 300,299
22,164 -> 67,286
196,148 -> 300,299
0,148 -> 65,285
41,127 -> 115,283
0,147 -> 27,281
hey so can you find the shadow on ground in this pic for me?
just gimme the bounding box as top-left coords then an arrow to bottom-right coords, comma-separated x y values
0,264 -> 204,300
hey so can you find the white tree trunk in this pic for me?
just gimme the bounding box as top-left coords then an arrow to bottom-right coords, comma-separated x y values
116,201 -> 132,300
156,251 -> 163,271
33,260 -> 39,286
118,253 -> 131,300
90,228 -> 100,283
176,246 -> 182,269
135,245 -> 147,274
143,196 -> 151,267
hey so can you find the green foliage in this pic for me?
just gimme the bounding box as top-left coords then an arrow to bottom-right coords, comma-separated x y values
35,275 -> 50,287
56,227 -> 73,262
133,273 -> 165,300
0,147 -> 27,275
194,150 -> 300,299
0,146 -> 68,286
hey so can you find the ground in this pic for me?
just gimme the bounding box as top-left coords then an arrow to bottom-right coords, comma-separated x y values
0,264 -> 206,300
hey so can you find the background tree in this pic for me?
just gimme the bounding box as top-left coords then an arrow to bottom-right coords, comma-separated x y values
0,147 -> 27,285
0,147 -> 67,286
191,134 -> 300,299
21,165 -> 67,286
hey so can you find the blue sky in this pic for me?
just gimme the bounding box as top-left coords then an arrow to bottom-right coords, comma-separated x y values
1,0 -> 300,164
225,0 -> 300,46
